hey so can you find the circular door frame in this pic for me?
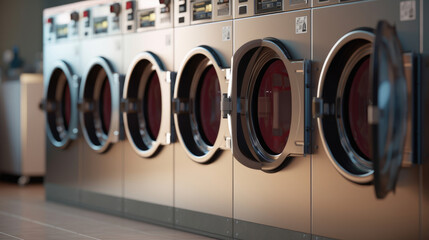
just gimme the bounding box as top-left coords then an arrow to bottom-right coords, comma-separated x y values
79,56 -> 122,153
173,46 -> 230,164
316,30 -> 375,184
231,38 -> 308,172
123,51 -> 172,158
44,60 -> 80,149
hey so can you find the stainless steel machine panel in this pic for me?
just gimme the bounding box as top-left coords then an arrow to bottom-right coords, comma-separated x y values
312,1 -> 420,239
232,10 -> 311,236
78,1 -> 125,214
43,4 -> 86,204
173,20 -> 233,238
122,2 -> 175,223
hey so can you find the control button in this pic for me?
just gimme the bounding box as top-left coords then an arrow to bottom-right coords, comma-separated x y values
238,0 -> 247,2
47,17 -> 53,24
83,10 -> 89,18
127,25 -> 132,30
126,1 -> 133,9
110,3 -> 121,15
239,5 -> 247,15
179,17 -> 184,23
70,11 -> 79,21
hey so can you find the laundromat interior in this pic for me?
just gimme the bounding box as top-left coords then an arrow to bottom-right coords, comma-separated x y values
0,0 -> 428,239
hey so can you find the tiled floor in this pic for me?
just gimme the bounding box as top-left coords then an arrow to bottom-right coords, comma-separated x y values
0,182 -> 212,240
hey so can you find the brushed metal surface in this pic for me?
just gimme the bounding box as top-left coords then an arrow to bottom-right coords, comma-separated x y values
45,183 -> 80,205
234,220 -> 310,240
123,28 -> 174,72
44,42 -> 81,85
124,198 -> 174,226
174,208 -> 233,238
232,10 -> 311,234
80,35 -> 124,74
80,189 -> 123,215
312,1 -> 420,239
123,142 -> 174,207
174,21 -> 233,70
80,142 -> 124,198
45,139 -> 81,191
174,145 -> 233,218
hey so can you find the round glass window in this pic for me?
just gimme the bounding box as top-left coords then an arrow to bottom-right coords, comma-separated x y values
144,72 -> 162,140
62,81 -> 72,130
99,78 -> 112,135
345,57 -> 371,159
254,59 -> 292,155
196,66 -> 221,146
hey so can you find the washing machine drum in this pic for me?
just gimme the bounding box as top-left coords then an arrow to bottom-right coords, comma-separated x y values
173,46 -> 231,164
79,57 -> 122,153
43,60 -> 79,148
231,38 -> 310,173
122,52 -> 173,158
314,21 -> 413,198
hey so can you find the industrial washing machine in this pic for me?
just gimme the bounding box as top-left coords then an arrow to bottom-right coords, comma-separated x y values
42,2 -> 88,205
230,0 -> 311,239
121,0 -> 176,226
78,0 -> 125,215
172,0 -> 233,238
312,0 -> 421,239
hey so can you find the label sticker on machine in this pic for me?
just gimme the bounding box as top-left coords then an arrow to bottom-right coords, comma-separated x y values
400,1 -> 416,21
295,16 -> 307,34
222,26 -> 231,41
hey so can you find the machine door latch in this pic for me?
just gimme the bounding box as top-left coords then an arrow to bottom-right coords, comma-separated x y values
221,93 -> 232,118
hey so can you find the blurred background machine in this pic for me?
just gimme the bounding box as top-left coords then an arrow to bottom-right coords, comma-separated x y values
0,74 -> 44,185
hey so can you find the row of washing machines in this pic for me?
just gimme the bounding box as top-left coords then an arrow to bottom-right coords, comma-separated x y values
42,0 -> 429,239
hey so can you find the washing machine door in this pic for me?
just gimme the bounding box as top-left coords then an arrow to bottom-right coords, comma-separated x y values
122,52 -> 174,158
370,21 -> 408,199
314,21 -> 414,193
231,38 -> 311,172
173,46 -> 231,164
42,60 -> 79,148
79,57 -> 123,153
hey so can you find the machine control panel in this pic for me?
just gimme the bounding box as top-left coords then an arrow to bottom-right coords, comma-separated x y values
125,0 -> 173,33
44,10 -> 80,44
177,0 -> 231,26
82,2 -> 122,38
255,0 -> 282,14
234,0 -> 308,19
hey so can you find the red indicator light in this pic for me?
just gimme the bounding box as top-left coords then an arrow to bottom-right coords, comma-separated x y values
83,10 -> 89,17
47,18 -> 53,24
110,5 -> 114,13
159,0 -> 165,4
126,1 -> 133,9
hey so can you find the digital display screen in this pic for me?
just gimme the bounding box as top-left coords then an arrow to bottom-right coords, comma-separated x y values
56,24 -> 68,39
192,0 -> 212,21
255,0 -> 282,14
139,10 -> 155,28
94,17 -> 108,34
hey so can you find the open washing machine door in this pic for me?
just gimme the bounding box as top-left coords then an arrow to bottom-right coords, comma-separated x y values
79,57 -> 123,153
173,46 -> 231,164
231,38 -> 311,173
41,60 -> 80,148
314,21 -> 418,198
122,52 -> 175,158
369,21 -> 414,199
